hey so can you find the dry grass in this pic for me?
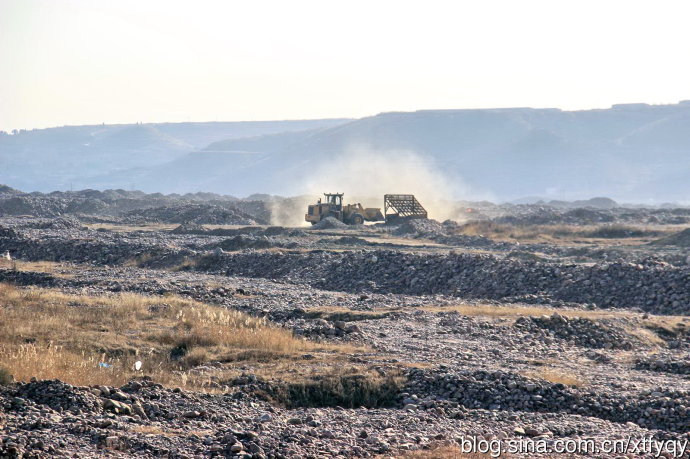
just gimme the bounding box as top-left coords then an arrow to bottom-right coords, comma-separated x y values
428,303 -> 687,350
122,252 -> 155,267
642,315 -> 690,332
302,306 -> 397,322
522,368 -> 587,387
130,425 -> 213,437
422,303 -> 628,321
0,259 -> 77,279
636,316 -> 690,346
0,283 -> 356,389
168,257 -> 200,272
455,221 -> 674,245
629,327 -> 667,346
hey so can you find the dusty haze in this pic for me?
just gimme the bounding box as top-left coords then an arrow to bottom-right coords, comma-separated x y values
270,146 -> 480,226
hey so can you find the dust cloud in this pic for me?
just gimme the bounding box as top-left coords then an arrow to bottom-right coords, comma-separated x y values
266,195 -> 316,227
269,145 -> 481,226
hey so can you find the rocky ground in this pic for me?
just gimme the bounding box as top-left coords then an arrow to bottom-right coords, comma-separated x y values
1,198 -> 690,458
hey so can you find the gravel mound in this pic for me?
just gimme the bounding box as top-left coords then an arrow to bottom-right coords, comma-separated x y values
1,376 -> 532,458
0,188 -> 273,223
123,204 -> 258,225
170,222 -> 206,234
309,217 -> 348,230
335,236 -> 371,245
26,217 -> 85,230
392,219 -> 445,237
405,367 -> 690,432
514,314 -> 634,349
292,318 -> 362,338
0,225 -> 19,239
491,205 -> 690,226
651,228 -> 690,247
216,235 -> 274,251
263,226 -> 290,236
635,356 -> 690,375
203,250 -> 690,314
0,184 -> 21,196
0,269 -> 57,287
0,196 -> 66,217
3,214 -> 689,314
391,219 -> 500,248
0,227 -> 181,265
14,379 -> 102,413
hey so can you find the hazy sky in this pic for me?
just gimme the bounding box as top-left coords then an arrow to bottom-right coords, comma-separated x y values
2,0 -> 690,131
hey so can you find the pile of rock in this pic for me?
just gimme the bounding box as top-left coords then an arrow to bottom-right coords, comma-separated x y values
123,203 -> 259,225
514,314 -> 634,349
215,235 -> 275,251
15,379 -> 102,414
393,219 -> 446,238
0,225 -> 19,239
404,367 -> 690,432
309,217 -> 348,230
209,250 -> 690,314
0,196 -> 67,217
334,236 -> 371,246
292,319 -> 361,338
0,269 -> 56,287
491,205 -> 690,226
0,229 -> 171,265
23,217 -> 85,231
652,228 -> 690,247
3,219 -> 690,314
170,222 -> 206,234
635,356 -> 690,375
1,375 -> 454,457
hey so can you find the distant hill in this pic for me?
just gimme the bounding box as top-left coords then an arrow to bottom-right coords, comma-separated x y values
108,102 -> 690,201
0,119 -> 350,192
3,103 -> 690,202
512,197 -> 619,208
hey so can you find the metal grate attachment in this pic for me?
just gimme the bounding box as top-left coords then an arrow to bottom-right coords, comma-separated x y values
384,194 -> 427,220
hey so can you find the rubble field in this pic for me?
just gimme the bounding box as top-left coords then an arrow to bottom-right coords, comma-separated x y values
1,194 -> 690,458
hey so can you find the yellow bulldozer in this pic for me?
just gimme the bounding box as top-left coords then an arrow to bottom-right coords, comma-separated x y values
305,193 -> 428,225
305,193 -> 384,225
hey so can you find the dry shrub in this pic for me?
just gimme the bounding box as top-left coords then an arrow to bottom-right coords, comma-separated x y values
582,224 -> 659,239
0,366 -> 13,385
258,367 -> 405,409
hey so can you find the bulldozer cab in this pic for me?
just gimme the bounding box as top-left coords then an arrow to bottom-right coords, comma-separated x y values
324,193 -> 343,209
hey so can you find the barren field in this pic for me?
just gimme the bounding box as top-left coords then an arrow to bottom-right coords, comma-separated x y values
1,192 -> 690,458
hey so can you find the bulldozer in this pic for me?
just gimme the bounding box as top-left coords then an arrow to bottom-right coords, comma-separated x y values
305,193 -> 384,225
305,193 -> 428,225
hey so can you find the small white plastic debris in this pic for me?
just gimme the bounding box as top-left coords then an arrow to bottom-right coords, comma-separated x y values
134,361 -> 142,371
3,251 -> 10,261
